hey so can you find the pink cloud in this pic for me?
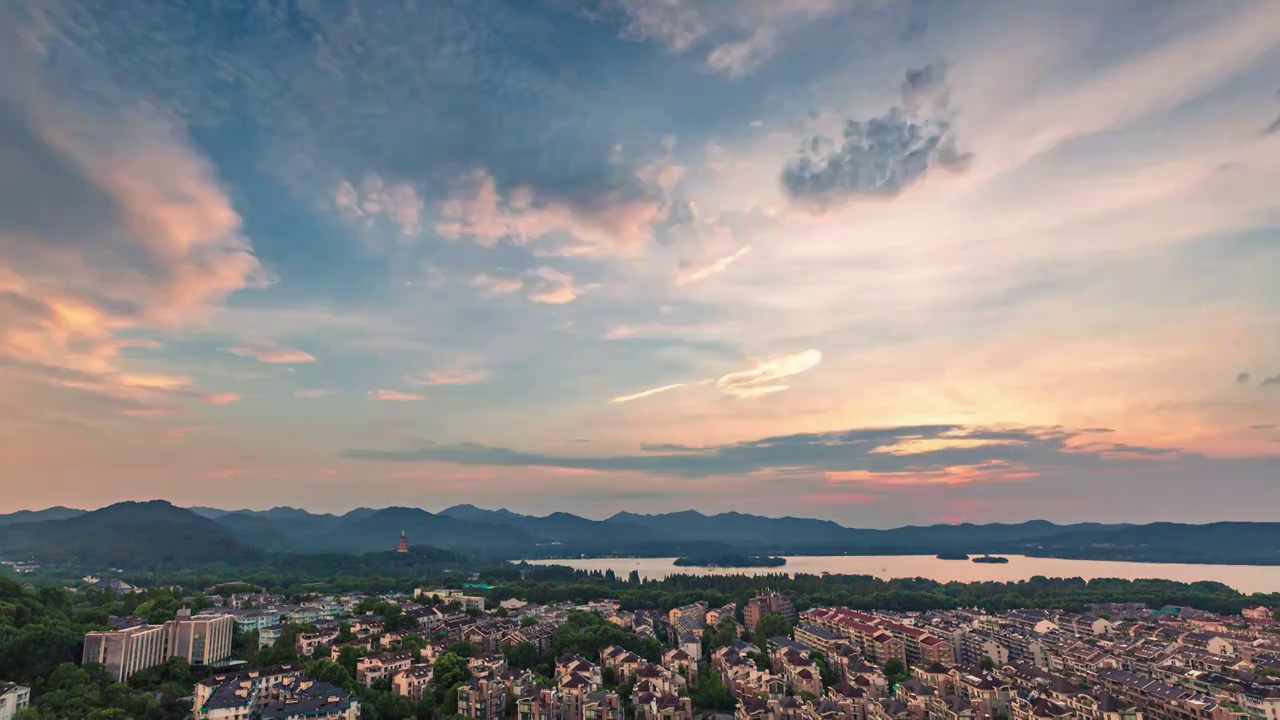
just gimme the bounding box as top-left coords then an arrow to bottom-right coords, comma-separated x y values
406,358 -> 490,387
224,343 -> 316,364
0,100 -> 265,414
435,169 -> 674,256
204,393 -> 241,406
371,389 -> 424,401
165,426 -> 206,439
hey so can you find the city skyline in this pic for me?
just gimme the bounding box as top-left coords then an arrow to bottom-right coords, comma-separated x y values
1,0 -> 1278,525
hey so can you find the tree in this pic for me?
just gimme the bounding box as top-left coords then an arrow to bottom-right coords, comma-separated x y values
520,617 -> 539,628
304,659 -> 355,691
753,611 -> 791,648
337,646 -> 367,679
688,670 -> 735,712
602,667 -> 616,687
704,616 -> 739,652
431,652 -> 471,702
884,658 -> 909,689
810,651 -> 836,688
978,656 -> 996,672
504,642 -> 540,670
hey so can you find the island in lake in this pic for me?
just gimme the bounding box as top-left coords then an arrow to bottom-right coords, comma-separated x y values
972,554 -> 1010,564
935,551 -> 969,560
674,553 -> 787,568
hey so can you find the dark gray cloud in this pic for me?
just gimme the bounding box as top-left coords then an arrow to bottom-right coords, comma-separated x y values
1236,372 -> 1252,385
1262,374 -> 1280,388
901,61 -> 950,113
782,63 -> 971,208
342,424 -> 1179,478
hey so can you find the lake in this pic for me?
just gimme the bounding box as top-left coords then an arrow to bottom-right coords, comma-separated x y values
521,555 -> 1280,594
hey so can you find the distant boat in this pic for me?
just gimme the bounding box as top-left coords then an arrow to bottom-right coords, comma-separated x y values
972,554 -> 1009,564
935,552 -> 969,560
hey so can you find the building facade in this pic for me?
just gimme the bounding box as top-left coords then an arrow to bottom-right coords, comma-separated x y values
166,611 -> 235,666
82,624 -> 169,682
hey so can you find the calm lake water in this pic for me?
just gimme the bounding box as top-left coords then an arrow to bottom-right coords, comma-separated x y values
522,555 -> 1280,594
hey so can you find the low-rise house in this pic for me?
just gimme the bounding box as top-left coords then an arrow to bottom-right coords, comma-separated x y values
392,664 -> 434,701
0,683 -> 31,720
356,650 -> 414,686
583,690 -> 624,720
297,627 -> 340,657
634,691 -> 694,720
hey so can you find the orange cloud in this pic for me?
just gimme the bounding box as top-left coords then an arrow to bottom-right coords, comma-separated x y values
825,462 -> 1039,486
0,101 -> 265,414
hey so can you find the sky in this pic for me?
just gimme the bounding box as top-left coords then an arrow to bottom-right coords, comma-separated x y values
1,0 -> 1278,527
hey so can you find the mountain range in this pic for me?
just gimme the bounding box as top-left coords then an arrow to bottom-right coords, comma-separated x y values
2,501 -> 1279,568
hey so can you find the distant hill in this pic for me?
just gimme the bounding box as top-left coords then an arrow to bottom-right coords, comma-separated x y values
1016,522 -> 1280,565
440,504 -> 665,548
0,501 -> 260,567
606,510 -> 851,546
0,506 -> 85,526
6,501 -> 1280,565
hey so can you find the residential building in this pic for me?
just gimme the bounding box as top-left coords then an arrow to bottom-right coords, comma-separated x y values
518,686 -> 562,720
82,623 -> 169,682
297,627 -> 340,657
1243,605 -> 1272,621
459,676 -> 509,720
0,683 -> 31,720
357,650 -> 414,686
746,593 -> 798,629
165,610 -> 235,666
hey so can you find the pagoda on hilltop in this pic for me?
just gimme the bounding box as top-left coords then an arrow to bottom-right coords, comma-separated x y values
396,530 -> 409,553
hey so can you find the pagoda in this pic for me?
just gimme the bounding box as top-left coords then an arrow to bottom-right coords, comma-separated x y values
396,530 -> 409,553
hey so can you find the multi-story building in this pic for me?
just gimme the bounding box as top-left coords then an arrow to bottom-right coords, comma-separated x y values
795,624 -> 842,656
297,627 -> 340,657
357,650 -> 414,686
745,593 -> 798,630
0,683 -> 31,720
458,676 -> 509,720
583,691 -> 624,720
394,666 -> 435,696
256,682 -> 361,720
82,623 -> 169,682
518,686 -> 562,720
165,610 -> 235,666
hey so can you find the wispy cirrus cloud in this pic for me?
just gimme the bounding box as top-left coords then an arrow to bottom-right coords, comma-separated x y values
610,383 -> 686,404
370,389 -> 424,402
224,344 -> 316,364
600,0 -> 844,77
469,267 -> 587,305
296,388 -> 336,399
407,358 -> 490,387
676,246 -> 751,285
717,349 -> 822,399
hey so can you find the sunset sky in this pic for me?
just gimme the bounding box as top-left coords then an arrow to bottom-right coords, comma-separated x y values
2,0 -> 1278,525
